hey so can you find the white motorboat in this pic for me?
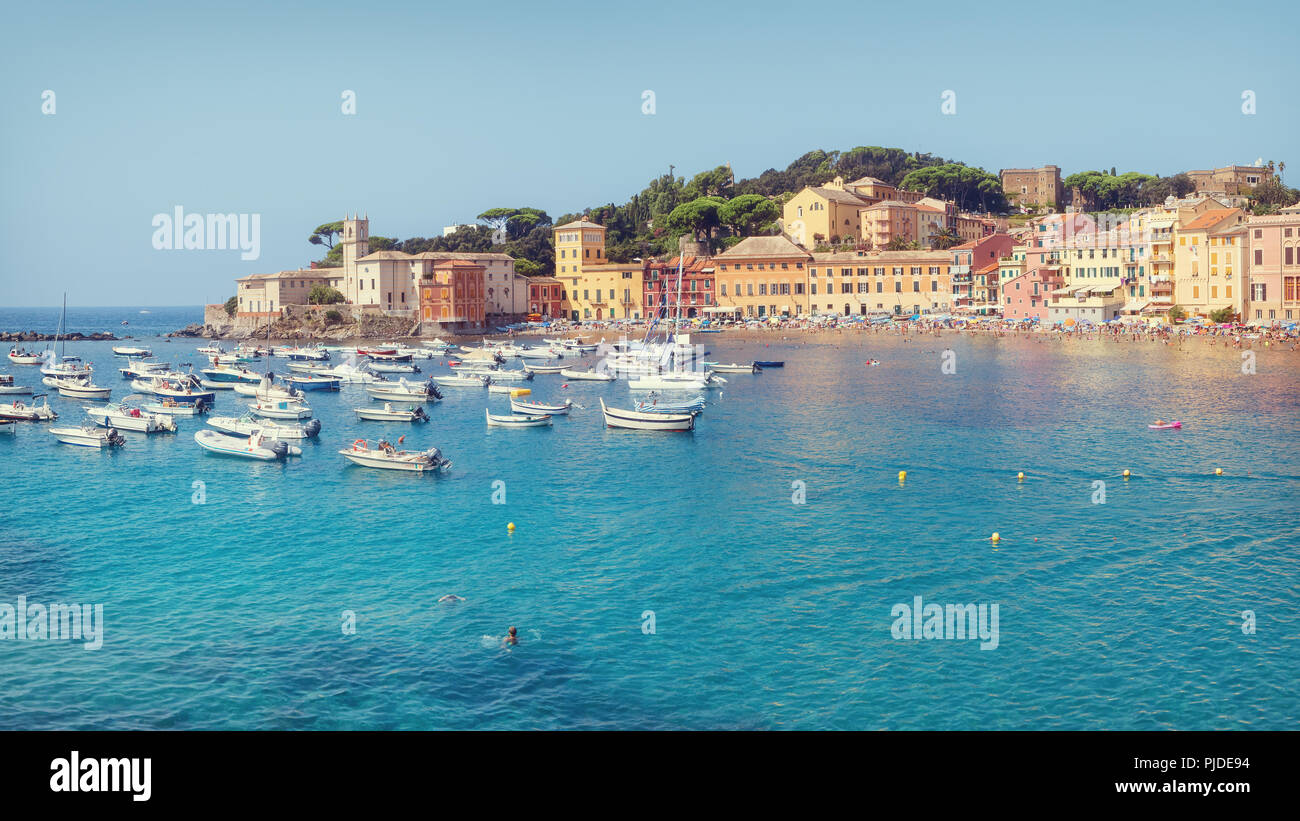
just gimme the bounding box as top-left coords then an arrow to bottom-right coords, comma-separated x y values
518,347 -> 561,360
368,361 -> 422,374
317,362 -> 384,383
118,360 -> 171,380
232,375 -> 302,400
628,372 -> 723,391
559,367 -> 614,381
339,438 -> 452,472
485,409 -> 552,428
195,344 -> 226,357
84,398 -> 177,433
432,374 -> 489,388
7,348 -> 43,365
55,377 -> 113,401
282,373 -> 342,392
523,363 -> 565,375
0,394 -> 57,421
285,361 -> 332,373
599,397 -> 695,431
509,397 -> 571,415
248,398 -> 313,420
112,345 -> 152,357
143,397 -> 209,416
355,403 -> 430,423
199,379 -> 236,390
201,363 -> 263,383
208,412 -> 321,439
51,423 -> 126,448
365,378 -> 443,402
195,428 -> 301,460
709,362 -> 759,374
479,369 -> 532,383
140,374 -> 217,404
0,374 -> 32,394
41,360 -> 94,380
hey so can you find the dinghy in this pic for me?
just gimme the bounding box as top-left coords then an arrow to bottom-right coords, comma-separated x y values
355,402 -> 430,423
195,428 -> 301,460
51,424 -> 126,448
368,361 -> 422,374
485,409 -> 552,428
339,438 -> 452,473
753,360 -> 784,368
509,397 -> 572,415
599,398 -> 695,431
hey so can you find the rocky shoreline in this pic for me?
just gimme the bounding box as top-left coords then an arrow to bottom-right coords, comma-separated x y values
2,330 -> 120,342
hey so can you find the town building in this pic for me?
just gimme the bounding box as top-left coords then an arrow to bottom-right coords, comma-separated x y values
782,178 -> 871,248
1185,165 -> 1273,197
419,259 -> 486,331
553,218 -> 645,321
713,236 -> 811,318
645,256 -> 716,320
1000,166 -> 1063,211
950,234 -> 1014,312
808,250 -> 954,317
235,268 -> 344,316
1173,207 -> 1248,318
1245,204 -> 1300,324
527,276 -> 567,319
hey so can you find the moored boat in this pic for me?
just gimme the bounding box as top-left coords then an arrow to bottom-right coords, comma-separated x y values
709,362 -> 759,374
143,397 -> 209,416
509,397 -> 571,415
355,402 -> 430,422
338,438 -> 452,472
7,348 -> 43,365
112,345 -> 152,357
283,373 -> 342,392
365,378 -> 443,402
523,363 -> 565,374
248,398 -> 313,420
50,423 -> 125,448
84,397 -> 177,433
559,367 -> 614,381
0,394 -> 57,421
432,374 -> 489,388
485,409 -> 552,428
195,428 -> 301,460
208,412 -> 321,439
55,377 -> 112,401
0,374 -> 32,395
599,397 -> 694,431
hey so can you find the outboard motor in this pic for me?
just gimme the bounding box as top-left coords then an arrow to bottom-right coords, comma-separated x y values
414,406 -> 430,422
412,365 -> 421,374
106,428 -> 126,447
427,383 -> 444,400
303,418 -> 322,437
267,440 -> 289,460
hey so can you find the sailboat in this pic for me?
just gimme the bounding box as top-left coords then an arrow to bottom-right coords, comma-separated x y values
40,295 -> 93,379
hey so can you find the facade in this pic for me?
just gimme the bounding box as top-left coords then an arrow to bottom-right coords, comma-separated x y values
235,268 -> 344,316
861,201 -> 920,249
527,276 -> 567,319
713,236 -> 812,318
1245,206 -> 1300,324
1173,207 -> 1248,318
418,260 -> 486,330
782,178 -> 871,247
1001,266 -> 1065,321
809,250 -> 953,317
1000,166 -> 1063,210
1185,165 -> 1273,197
950,234 -> 1014,311
644,256 -> 716,320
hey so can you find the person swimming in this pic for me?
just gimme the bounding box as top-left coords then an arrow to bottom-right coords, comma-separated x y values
437,594 -> 464,604
1154,419 -> 1166,426
503,626 -> 518,647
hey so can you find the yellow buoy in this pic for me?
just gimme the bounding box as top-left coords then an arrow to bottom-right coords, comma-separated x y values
991,532 -> 1000,543
510,388 -> 531,397
507,522 -> 516,532
1122,469 -> 1131,478
1215,468 -> 1223,476
1017,472 -> 1025,482
898,470 -> 907,482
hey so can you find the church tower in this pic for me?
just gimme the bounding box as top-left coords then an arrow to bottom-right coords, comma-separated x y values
341,213 -> 369,274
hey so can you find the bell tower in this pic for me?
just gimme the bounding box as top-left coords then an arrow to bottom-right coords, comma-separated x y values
341,213 -> 369,274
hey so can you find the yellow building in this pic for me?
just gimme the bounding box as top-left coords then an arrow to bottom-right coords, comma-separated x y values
809,250 -> 954,316
782,177 -> 871,248
1173,208 -> 1248,317
553,218 -> 644,321
713,235 -> 812,317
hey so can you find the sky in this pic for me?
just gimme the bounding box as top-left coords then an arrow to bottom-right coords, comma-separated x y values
1,0 -> 1297,307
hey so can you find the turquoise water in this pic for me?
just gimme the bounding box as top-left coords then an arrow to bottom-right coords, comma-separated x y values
0,306 -> 200,338
1,331 -> 1297,729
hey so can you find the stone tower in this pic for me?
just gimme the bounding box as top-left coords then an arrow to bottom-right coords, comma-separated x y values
341,213 -> 369,275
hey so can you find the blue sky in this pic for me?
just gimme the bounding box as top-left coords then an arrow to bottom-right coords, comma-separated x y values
1,0 -> 1297,307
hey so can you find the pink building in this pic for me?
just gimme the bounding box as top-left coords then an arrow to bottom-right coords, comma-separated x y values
1001,266 -> 1065,320
1246,206 -> 1300,324
951,234 -> 1015,309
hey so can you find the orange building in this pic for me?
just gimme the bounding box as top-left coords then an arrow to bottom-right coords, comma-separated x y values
420,259 -> 486,330
527,276 -> 567,319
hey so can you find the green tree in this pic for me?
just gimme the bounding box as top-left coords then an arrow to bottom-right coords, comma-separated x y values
1209,306 -> 1236,324
718,194 -> 779,236
308,284 -> 345,305
223,296 -> 238,317
900,163 -> 1007,212
1168,304 -> 1186,322
308,221 -> 344,250
666,196 -> 725,242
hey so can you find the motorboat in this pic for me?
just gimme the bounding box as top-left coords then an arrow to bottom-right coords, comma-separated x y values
283,373 -> 341,392
523,363 -> 565,375
201,363 -> 263,383
368,361 -> 421,374
7,348 -> 43,365
55,377 -> 113,401
283,346 -> 331,361
0,394 -> 58,421
365,378 -> 443,402
140,374 -> 216,404
753,360 -> 784,368
599,397 -> 694,431
195,428 -> 301,460
143,397 -> 209,416
339,438 -> 451,472
196,344 -> 226,357
248,398 -> 313,420
84,397 -> 177,433
112,345 -> 152,357
355,403 -> 430,423
233,374 -> 302,400
432,374 -> 489,388
0,374 -> 32,395
627,373 -> 718,391
317,363 -> 385,383
199,379 -> 236,391
509,397 -> 571,415
41,360 -> 94,380
118,360 -> 171,380
50,424 -> 126,448
485,409 -> 552,428
208,412 -> 321,439
518,347 -> 561,360
356,346 -> 398,357
634,393 -> 706,415
708,362 -> 759,374
284,361 -> 332,373
559,367 -> 614,381
479,369 -> 532,382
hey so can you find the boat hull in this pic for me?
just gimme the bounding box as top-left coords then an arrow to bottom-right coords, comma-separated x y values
599,398 -> 694,431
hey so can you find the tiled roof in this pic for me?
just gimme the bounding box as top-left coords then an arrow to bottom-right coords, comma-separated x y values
808,187 -> 871,206
714,236 -> 811,259
555,219 -> 605,230
1181,208 -> 1239,231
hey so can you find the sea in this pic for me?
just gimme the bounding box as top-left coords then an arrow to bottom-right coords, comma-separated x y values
1,309 -> 1297,729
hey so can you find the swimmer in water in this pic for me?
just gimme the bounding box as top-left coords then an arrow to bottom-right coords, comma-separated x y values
438,594 -> 464,604
1154,419 -> 1166,426
503,626 -> 518,647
